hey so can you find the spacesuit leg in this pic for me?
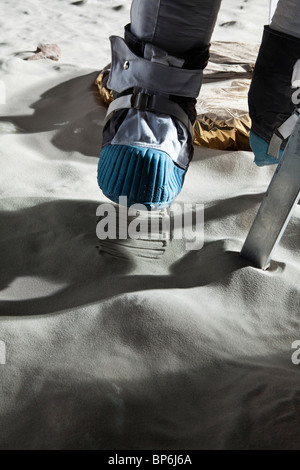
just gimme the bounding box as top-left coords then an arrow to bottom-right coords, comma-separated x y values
97,0 -> 222,209
249,0 -> 300,165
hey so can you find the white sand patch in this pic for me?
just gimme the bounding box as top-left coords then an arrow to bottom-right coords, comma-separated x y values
0,276 -> 69,301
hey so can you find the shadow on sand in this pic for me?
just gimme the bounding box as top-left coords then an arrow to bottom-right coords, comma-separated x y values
0,196 -> 263,316
0,71 -> 106,157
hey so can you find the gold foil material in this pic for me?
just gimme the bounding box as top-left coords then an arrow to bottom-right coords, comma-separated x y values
193,115 -> 251,151
95,68 -> 113,106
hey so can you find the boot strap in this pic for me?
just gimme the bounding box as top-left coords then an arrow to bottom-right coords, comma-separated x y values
107,35 -> 203,98
105,91 -> 193,134
268,111 -> 300,159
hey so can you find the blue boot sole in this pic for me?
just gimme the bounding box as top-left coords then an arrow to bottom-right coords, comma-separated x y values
97,144 -> 186,210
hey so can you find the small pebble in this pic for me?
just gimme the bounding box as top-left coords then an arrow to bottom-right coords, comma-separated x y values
26,44 -> 61,61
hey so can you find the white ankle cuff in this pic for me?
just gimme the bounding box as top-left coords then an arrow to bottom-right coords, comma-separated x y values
110,109 -> 191,170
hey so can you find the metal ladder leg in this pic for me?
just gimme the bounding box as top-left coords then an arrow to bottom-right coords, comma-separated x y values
241,117 -> 300,269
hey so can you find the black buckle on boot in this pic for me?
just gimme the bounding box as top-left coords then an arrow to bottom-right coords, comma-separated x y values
131,92 -> 152,111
